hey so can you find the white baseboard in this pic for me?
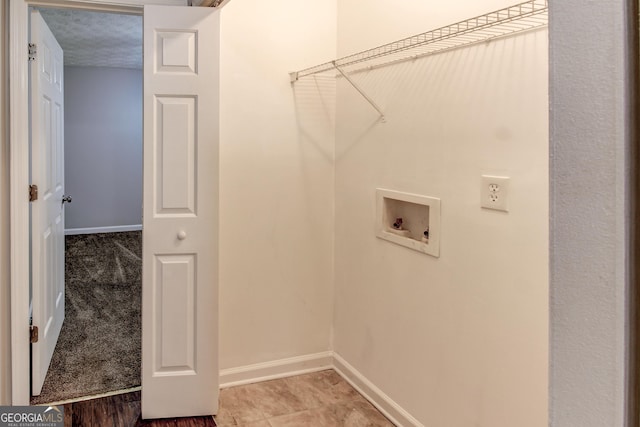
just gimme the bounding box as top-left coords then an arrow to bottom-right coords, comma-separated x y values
219,351 -> 333,389
332,352 -> 423,427
218,351 -> 421,426
65,224 -> 142,235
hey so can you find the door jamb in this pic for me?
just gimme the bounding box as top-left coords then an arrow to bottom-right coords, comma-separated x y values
8,0 -> 158,405
9,0 -> 31,406
630,0 -> 640,423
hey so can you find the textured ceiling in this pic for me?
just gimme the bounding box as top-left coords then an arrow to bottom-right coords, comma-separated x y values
39,8 -> 142,70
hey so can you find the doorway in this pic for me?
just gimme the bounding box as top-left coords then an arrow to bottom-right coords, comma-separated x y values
29,8 -> 144,404
10,1 -> 221,417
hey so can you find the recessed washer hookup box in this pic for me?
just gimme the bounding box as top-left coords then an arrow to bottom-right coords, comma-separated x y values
376,188 -> 441,258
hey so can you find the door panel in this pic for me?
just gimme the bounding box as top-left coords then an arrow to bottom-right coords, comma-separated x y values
142,5 -> 220,419
30,9 -> 65,396
156,96 -> 196,214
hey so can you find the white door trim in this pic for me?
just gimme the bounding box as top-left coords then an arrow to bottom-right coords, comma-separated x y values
26,0 -> 185,13
9,0 -> 31,407
8,0 -> 184,405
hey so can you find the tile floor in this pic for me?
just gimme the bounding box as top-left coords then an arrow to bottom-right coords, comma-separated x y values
214,370 -> 394,427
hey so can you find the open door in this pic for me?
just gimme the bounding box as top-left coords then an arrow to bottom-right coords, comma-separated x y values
141,5 -> 220,419
30,9 -> 65,396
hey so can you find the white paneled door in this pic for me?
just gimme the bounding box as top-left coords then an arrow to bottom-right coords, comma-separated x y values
30,9 -> 65,397
142,5 -> 220,419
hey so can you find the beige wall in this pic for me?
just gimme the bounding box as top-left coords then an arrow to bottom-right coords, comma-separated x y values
218,0 -> 336,369
0,0 -> 10,406
332,1 -> 549,426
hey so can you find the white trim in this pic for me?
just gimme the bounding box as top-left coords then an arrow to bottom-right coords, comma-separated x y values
218,352 -> 423,426
219,351 -> 333,389
27,0 -> 186,12
65,224 -> 142,235
190,0 -> 231,8
9,0 -> 32,407
40,386 -> 142,407
333,353 -> 423,427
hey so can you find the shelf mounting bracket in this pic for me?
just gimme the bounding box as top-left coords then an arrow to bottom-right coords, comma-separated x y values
332,62 -> 386,123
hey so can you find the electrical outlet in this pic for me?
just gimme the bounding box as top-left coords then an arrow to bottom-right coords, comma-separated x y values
481,175 -> 510,212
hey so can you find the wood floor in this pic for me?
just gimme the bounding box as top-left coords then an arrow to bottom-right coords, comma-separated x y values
62,391 -> 216,427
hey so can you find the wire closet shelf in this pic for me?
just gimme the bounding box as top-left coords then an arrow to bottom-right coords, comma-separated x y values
290,0 -> 548,83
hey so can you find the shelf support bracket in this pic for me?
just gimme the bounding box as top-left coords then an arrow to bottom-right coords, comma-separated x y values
333,62 -> 386,123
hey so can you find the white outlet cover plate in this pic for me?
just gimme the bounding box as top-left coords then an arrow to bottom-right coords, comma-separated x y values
481,175 -> 510,212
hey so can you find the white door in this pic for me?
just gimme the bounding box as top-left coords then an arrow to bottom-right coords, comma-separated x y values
30,9 -> 65,397
141,5 -> 220,419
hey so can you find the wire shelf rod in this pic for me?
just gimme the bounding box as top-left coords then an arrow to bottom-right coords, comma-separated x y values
291,0 -> 547,81
333,62 -> 386,122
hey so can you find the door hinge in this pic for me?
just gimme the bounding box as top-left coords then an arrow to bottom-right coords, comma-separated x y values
29,184 -> 38,202
28,43 -> 37,61
30,326 -> 39,343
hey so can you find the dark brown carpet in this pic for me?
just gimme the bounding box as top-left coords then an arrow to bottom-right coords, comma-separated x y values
31,231 -> 142,405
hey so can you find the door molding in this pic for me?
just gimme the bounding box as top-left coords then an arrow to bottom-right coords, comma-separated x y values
630,0 -> 639,423
8,0 -> 183,405
9,0 -> 31,406
26,0 -> 184,13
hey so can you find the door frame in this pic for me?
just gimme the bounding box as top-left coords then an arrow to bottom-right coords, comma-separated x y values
630,0 -> 640,422
8,0 -> 185,405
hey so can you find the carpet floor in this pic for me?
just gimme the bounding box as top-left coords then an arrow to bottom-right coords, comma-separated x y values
31,231 -> 142,405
